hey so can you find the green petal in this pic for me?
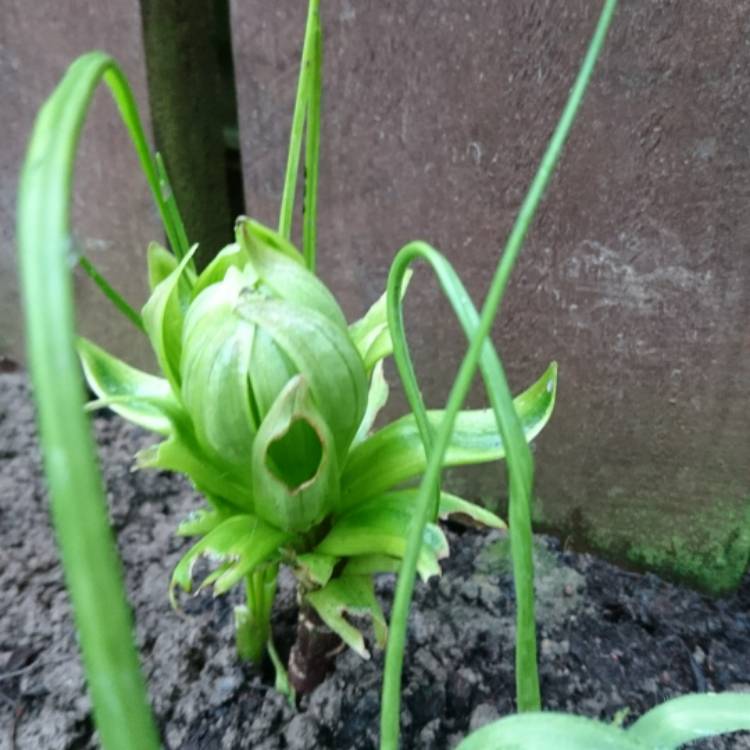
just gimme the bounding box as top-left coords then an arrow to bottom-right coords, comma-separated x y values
142,244 -> 198,390
180,269 -> 258,464
238,218 -> 348,330
238,298 -> 368,463
146,242 -> 178,291
316,493 -> 448,581
77,337 -> 181,435
306,576 -> 387,658
251,375 -> 339,533
341,362 -> 557,507
170,514 -> 289,603
137,418 -> 253,511
192,241 -> 251,298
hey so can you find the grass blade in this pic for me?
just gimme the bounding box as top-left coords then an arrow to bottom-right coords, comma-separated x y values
17,51 -> 168,750
379,1 -> 619,747
278,0 -> 321,267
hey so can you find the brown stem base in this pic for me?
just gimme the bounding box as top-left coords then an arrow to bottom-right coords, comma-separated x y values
288,604 -> 343,694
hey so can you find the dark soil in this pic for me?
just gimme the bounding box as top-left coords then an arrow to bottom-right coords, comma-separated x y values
1,372 -> 748,749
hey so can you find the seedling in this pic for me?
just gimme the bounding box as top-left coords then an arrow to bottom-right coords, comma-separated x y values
16,0 -> 750,748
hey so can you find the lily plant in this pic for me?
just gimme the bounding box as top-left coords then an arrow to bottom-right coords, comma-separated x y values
77,212 -> 556,693
16,0 -> 750,748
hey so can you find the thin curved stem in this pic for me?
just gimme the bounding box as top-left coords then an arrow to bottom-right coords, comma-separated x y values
379,1 -> 618,747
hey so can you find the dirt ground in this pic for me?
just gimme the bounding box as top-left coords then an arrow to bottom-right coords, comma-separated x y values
1,372 -> 748,749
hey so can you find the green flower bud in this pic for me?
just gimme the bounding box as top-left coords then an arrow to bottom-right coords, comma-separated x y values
180,265 -> 367,475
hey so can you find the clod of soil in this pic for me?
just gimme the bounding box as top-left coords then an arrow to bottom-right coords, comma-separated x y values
1,372 -> 748,749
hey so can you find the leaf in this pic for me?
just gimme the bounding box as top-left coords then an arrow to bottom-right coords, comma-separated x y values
341,554 -> 402,577
238,218 -> 348,330
77,337 -> 181,435
438,491 -> 506,530
316,493 -> 448,581
170,514 -> 290,602
252,375 -> 339,533
142,244 -> 198,391
306,576 -> 387,658
454,712 -> 645,750
352,359 -> 389,447
176,507 -> 231,537
341,362 -> 557,507
627,693 -> 750,749
294,553 -> 336,587
348,269 -> 413,372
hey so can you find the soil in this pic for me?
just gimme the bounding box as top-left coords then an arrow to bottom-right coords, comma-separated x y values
1,371 -> 749,750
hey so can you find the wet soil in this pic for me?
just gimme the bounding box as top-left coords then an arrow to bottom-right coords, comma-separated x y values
1,372 -> 748,749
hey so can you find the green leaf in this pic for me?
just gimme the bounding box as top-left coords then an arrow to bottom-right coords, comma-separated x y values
454,712 -> 645,750
317,493 -> 448,581
341,362 -> 557,507
176,507 -> 231,537
306,576 -> 387,658
170,515 -> 290,601
17,49 -> 171,750
252,375 -> 339,533
438,491 -> 506,529
238,218 -> 348,329
348,269 -> 413,373
142,244 -> 198,391
627,693 -> 750,749
294,552 -> 337,587
352,359 -> 389,447
341,554 -> 402,577
77,336 -> 181,435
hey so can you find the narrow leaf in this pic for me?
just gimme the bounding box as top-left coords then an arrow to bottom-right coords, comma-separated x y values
627,693 -> 750,749
306,575 -> 387,658
349,269 -> 413,373
352,359 -> 389,447
454,712 -> 644,750
317,494 -> 448,581
77,336 -> 180,435
170,515 -> 289,602
342,363 -> 557,507
142,244 -> 197,391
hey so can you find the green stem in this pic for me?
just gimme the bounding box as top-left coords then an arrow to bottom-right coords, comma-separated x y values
385,241 -> 540,714
278,0 -> 320,258
78,255 -> 145,332
237,565 -> 278,663
17,52 -> 166,750
379,1 -> 618,747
